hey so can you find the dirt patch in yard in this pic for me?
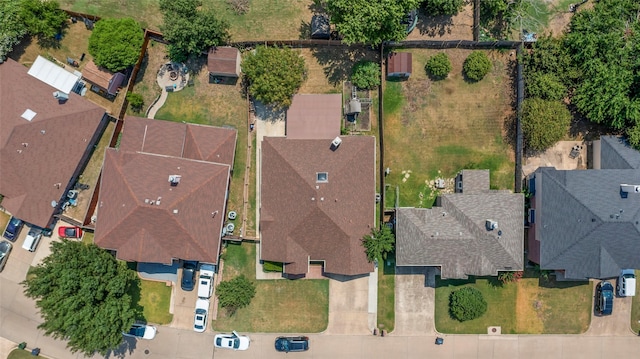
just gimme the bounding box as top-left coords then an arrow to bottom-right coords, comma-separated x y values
410,5 -> 474,41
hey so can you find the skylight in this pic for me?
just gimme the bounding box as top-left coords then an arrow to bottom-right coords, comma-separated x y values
316,172 -> 328,183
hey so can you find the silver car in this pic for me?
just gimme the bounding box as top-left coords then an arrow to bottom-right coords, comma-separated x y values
0,240 -> 13,271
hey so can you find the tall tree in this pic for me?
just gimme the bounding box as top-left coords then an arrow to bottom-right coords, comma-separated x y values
161,9 -> 230,62
19,0 -> 67,39
325,0 -> 420,45
88,18 -> 144,72
22,241 -> 139,356
216,275 -> 256,315
242,46 -> 307,108
424,0 -> 465,16
361,225 -> 395,262
0,0 -> 27,60
159,0 -> 202,18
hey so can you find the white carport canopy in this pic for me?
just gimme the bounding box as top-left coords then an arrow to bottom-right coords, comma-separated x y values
27,55 -> 81,94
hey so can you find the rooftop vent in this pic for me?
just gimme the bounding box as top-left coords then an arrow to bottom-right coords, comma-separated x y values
316,172 -> 328,183
331,136 -> 342,150
486,220 -> 498,231
53,91 -> 69,101
168,175 -> 181,186
21,109 -> 37,121
620,184 -> 640,194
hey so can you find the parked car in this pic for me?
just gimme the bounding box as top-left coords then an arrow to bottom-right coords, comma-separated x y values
0,240 -> 13,272
617,269 -> 636,297
595,280 -> 614,316
197,264 -> 215,299
123,323 -> 156,340
275,336 -> 309,352
214,331 -> 250,351
181,261 -> 198,291
194,298 -> 209,333
3,217 -> 24,241
22,228 -> 42,252
58,226 -> 83,239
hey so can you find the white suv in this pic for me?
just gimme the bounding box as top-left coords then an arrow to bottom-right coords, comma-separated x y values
22,228 -> 42,252
197,264 -> 215,299
618,269 -> 636,297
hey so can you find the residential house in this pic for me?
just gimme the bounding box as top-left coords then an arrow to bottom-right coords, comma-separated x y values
528,136 -> 640,280
286,94 -> 342,139
386,52 -> 412,80
0,58 -> 108,230
82,60 -> 126,98
94,116 -> 236,267
207,47 -> 241,84
396,170 -> 524,279
260,136 -> 376,277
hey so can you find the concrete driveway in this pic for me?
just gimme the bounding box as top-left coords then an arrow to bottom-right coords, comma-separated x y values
324,274 -> 371,335
585,279 -> 635,336
393,266 -> 437,336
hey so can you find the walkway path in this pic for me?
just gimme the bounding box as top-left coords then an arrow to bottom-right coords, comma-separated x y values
146,89 -> 167,119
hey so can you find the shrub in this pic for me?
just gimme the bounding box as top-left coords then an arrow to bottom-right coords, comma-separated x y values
498,271 -> 524,283
263,261 -> 283,272
126,92 -> 144,112
424,0 -> 465,16
351,60 -> 381,90
526,72 -> 566,101
425,53 -> 452,80
216,275 -> 256,315
463,51 -> 492,81
449,287 -> 487,322
522,98 -> 571,151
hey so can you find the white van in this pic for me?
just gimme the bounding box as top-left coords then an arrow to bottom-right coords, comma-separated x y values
197,264 -> 215,299
617,269 -> 636,297
22,228 -> 42,252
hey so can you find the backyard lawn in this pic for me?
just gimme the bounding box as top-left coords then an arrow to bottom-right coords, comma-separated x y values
435,273 -> 592,334
384,49 -> 515,209
213,242 -> 329,332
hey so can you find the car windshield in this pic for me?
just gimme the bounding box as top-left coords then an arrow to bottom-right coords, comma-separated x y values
65,228 -> 75,236
233,338 -> 240,349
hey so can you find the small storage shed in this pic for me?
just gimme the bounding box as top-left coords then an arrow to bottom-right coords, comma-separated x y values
82,60 -> 125,98
208,47 -> 241,79
311,14 -> 331,40
386,52 -> 412,80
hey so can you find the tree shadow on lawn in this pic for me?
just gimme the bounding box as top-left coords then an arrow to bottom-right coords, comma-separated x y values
436,275 -> 506,288
538,274 -> 590,289
310,45 -> 378,86
416,9 -> 454,37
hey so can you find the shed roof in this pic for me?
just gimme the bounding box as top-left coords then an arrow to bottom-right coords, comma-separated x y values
260,136 -> 376,276
286,94 -> 342,139
27,55 -> 81,94
207,47 -> 240,77
82,60 -> 124,95
387,52 -> 412,75
0,58 -> 104,227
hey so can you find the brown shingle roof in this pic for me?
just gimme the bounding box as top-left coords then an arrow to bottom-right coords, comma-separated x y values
387,52 -> 412,76
260,136 -> 376,276
286,94 -> 342,139
0,59 -> 105,227
207,47 -> 240,77
95,116 -> 237,264
82,60 -> 113,91
95,150 -> 230,264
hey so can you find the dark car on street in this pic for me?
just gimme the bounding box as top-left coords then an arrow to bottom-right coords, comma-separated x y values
595,280 -> 614,316
0,240 -> 13,272
275,336 -> 309,352
3,217 -> 24,241
181,261 -> 198,291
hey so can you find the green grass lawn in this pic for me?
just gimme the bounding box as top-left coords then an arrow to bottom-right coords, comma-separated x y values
435,273 -> 592,334
213,242 -> 329,332
377,254 -> 395,332
59,0 -> 163,30
137,280 -> 173,325
384,49 -> 514,209
631,270 -> 640,333
8,349 -> 49,359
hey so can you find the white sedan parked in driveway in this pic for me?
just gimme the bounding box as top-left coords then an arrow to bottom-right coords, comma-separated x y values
214,331 -> 250,351
194,298 -> 209,333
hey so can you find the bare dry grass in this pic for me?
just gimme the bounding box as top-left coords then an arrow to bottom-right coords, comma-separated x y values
409,4 -> 474,41
59,0 -> 163,30
9,21 -> 125,115
384,49 -> 515,208
516,277 -> 545,333
129,41 -> 167,116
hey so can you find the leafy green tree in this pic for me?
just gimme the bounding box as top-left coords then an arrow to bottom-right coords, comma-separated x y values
463,51 -> 492,81
521,35 -> 577,88
350,60 -> 380,90
160,4 -> 230,62
19,0 -> 67,39
242,46 -> 306,108
424,0 -> 465,16
22,241 -> 138,356
159,0 -> 202,18
362,225 -> 395,263
525,72 -> 566,101
88,18 -> 143,72
325,0 -> 420,45
425,52 -> 451,80
627,125 -> 640,151
522,98 -> 571,151
126,92 -> 144,112
0,0 -> 27,59
449,287 -> 487,322
216,275 -> 256,315
480,0 -> 509,22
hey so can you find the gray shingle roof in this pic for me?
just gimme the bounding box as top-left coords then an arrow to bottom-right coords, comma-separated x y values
535,167 -> 640,279
459,169 -> 490,194
396,176 -> 524,279
600,136 -> 640,169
